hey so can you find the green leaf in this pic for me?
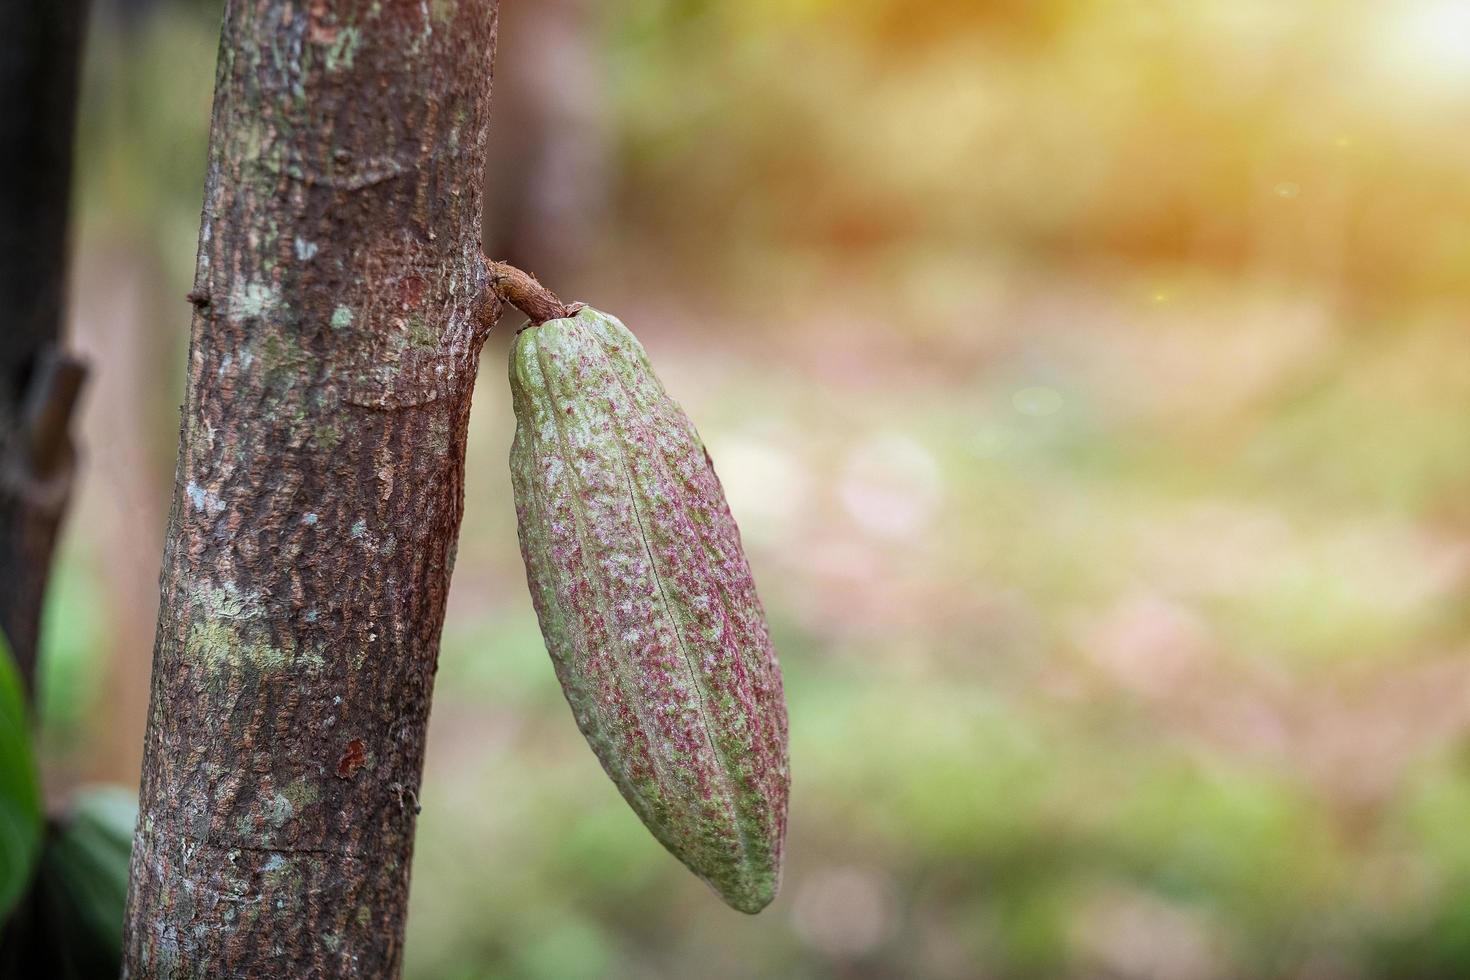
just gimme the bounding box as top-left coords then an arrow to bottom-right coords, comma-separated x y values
0,629 -> 42,922
38,785 -> 136,973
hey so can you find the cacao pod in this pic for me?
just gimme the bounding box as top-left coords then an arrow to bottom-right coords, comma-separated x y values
508,306 -> 789,913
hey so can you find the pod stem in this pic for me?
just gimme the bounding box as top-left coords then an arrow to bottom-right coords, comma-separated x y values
485,259 -> 580,325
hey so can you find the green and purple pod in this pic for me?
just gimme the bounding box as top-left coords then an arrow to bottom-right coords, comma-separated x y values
508,306 -> 789,914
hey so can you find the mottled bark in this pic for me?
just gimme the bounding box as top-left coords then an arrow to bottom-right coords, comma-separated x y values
123,2 -> 501,977
0,0 -> 90,688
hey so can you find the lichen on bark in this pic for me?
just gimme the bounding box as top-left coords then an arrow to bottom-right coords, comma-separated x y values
123,1 -> 501,976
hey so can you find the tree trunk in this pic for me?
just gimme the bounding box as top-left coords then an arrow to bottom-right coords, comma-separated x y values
0,0 -> 90,689
123,2 -> 502,976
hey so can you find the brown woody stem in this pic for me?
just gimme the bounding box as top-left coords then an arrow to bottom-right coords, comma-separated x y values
22,350 -> 86,479
486,259 -> 579,325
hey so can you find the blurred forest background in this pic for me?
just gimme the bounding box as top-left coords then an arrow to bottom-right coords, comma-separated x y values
38,0 -> 1470,976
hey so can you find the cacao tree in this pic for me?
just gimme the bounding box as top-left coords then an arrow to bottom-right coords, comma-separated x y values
121,0 -> 788,975
121,2 -> 502,975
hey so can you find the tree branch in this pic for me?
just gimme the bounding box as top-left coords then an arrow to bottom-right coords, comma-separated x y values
0,348 -> 86,693
486,259 -> 580,324
19,351 -> 86,480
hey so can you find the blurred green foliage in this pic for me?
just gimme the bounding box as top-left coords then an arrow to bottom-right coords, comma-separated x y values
0,635 -> 41,923
26,787 -> 136,979
38,0 -> 1470,976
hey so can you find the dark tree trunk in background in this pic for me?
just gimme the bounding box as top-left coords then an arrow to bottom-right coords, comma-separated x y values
0,0 -> 90,688
122,1 -> 502,976
0,4 -> 90,975
483,0 -> 608,288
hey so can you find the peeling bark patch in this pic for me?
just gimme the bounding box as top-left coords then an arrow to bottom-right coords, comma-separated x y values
337,739 -> 366,779
398,274 -> 427,308
185,480 -> 225,516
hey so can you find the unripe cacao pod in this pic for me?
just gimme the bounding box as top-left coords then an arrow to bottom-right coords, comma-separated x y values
508,306 -> 789,913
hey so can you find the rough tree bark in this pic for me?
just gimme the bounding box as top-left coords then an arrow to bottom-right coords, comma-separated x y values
123,2 -> 504,976
0,0 -> 90,690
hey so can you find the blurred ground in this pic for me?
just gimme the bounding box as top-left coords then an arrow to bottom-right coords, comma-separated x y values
37,0 -> 1470,977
